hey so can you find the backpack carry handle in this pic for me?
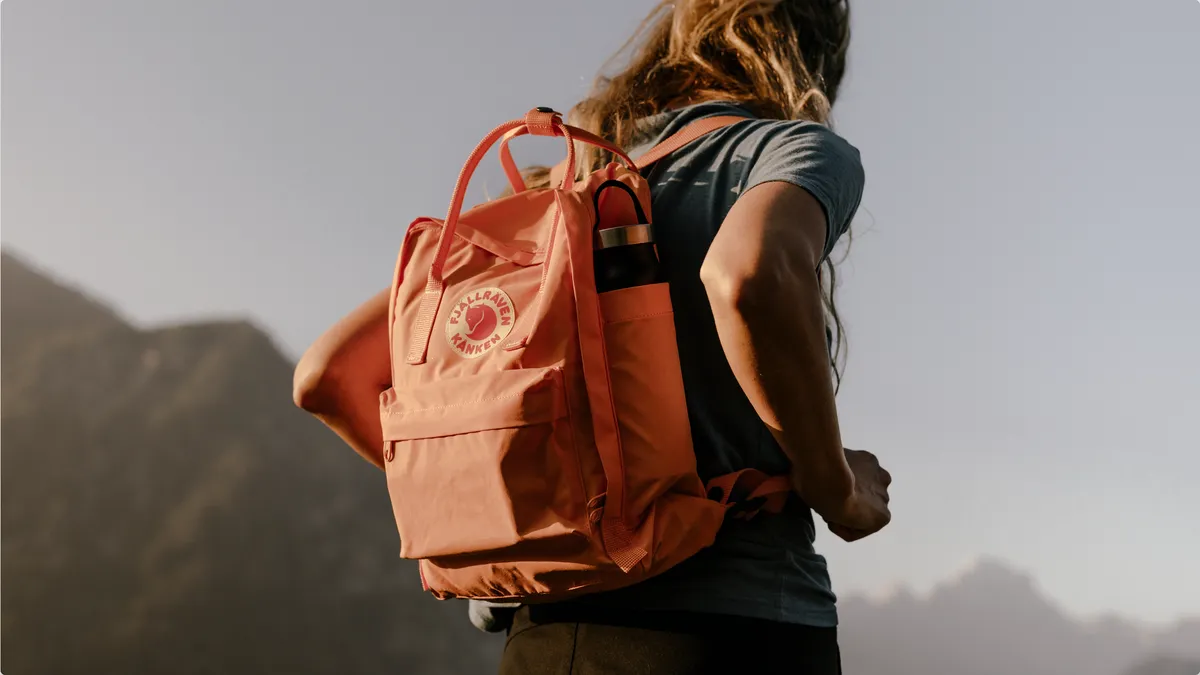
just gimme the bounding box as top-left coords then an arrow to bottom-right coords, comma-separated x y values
496,114 -> 639,194
406,108 -> 638,365
500,113 -> 754,193
406,110 -> 753,365
432,108 -> 635,284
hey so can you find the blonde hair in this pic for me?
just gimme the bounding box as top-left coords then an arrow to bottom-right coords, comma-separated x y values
517,0 -> 854,385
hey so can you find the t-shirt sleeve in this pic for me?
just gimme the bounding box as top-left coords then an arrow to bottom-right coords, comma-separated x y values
741,121 -> 865,261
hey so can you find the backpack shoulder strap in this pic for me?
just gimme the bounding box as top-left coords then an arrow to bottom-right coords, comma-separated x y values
634,114 -> 753,169
545,114 -> 752,186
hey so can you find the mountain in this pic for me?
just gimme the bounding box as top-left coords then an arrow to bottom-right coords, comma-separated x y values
0,251 -> 128,366
839,557 -> 1200,675
3,249 -> 1197,674
1118,653 -> 1200,672
1,250 -> 504,674
1120,657 -> 1200,675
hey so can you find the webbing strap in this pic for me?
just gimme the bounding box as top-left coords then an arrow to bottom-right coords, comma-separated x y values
498,127 -> 528,194
406,109 -> 639,365
705,469 -> 792,521
559,179 -> 646,572
503,113 -> 752,195
634,115 -> 753,169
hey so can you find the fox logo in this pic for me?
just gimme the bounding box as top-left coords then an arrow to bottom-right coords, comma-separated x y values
464,305 -> 496,341
445,287 -> 515,358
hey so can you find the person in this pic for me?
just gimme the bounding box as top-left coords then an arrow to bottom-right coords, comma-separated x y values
293,0 -> 891,672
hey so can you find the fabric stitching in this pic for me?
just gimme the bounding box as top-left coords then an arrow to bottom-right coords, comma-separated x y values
382,390 -> 530,416
561,372 -> 591,525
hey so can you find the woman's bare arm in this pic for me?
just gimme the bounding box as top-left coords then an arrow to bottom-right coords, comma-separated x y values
293,288 -> 392,470
701,181 -> 889,535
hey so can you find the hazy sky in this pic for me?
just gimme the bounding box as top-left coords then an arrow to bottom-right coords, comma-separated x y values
4,0 -> 1198,625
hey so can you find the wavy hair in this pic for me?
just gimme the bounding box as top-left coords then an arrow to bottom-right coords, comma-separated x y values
515,0 -> 854,386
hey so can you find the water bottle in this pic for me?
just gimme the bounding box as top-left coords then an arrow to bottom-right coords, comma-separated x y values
594,224 -> 665,292
592,181 -> 665,293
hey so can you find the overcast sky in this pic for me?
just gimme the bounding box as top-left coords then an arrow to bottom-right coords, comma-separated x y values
4,0 -> 1198,625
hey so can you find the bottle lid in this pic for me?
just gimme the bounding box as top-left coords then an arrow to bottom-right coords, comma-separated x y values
596,223 -> 654,249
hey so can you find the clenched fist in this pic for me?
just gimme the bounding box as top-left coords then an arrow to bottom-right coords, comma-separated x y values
824,448 -> 892,542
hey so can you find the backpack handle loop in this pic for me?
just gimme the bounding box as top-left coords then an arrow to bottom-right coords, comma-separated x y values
497,109 -> 639,194
406,109 -> 637,365
406,111 -> 752,364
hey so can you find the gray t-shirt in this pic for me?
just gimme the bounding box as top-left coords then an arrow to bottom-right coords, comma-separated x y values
471,101 -> 865,631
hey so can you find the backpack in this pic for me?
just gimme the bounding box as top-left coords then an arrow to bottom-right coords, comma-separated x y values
381,107 -> 793,602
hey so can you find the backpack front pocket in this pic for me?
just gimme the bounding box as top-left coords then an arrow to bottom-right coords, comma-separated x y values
379,367 -> 586,559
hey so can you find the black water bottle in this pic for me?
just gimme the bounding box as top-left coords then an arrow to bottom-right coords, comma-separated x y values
592,181 -> 665,293
594,224 -> 665,292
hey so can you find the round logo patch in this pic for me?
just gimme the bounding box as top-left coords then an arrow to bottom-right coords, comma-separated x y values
445,287 -> 516,358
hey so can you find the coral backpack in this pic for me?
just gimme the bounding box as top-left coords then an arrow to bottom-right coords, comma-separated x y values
381,107 -> 792,602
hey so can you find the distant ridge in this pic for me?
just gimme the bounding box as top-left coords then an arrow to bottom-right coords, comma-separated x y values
3,249 -> 1196,674
1,248 -> 504,675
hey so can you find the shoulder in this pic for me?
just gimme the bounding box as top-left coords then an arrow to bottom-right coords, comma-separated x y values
728,120 -> 866,259
732,119 -> 864,182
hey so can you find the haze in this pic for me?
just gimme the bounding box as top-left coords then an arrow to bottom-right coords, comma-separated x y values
3,0 -> 1198,625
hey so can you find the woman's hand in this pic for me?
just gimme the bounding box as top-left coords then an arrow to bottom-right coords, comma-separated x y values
824,449 -> 892,542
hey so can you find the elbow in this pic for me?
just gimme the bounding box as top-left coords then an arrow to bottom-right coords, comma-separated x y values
700,254 -> 749,311
292,355 -> 333,413
701,254 -> 787,316
701,244 -> 822,318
